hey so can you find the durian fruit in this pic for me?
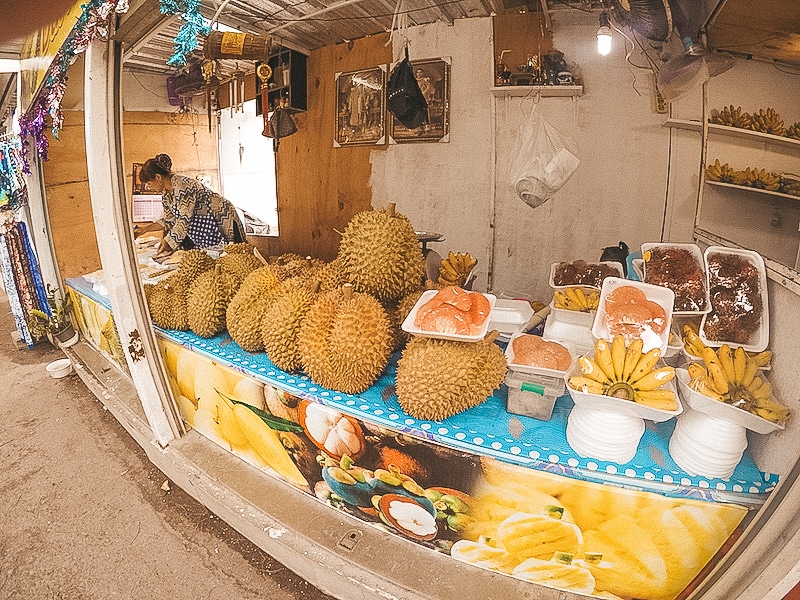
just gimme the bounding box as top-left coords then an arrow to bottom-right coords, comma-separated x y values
337,203 -> 425,302
226,265 -> 283,351
298,284 -> 393,394
223,242 -> 257,255
216,252 -> 263,288
261,278 -> 319,371
396,333 -> 507,420
318,257 -> 349,292
269,253 -> 308,280
383,287 -> 425,352
186,265 -> 239,337
176,249 -> 215,282
144,275 -> 188,330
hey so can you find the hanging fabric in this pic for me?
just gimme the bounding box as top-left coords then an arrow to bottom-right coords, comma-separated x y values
0,233 -> 34,348
0,137 -> 29,211
18,221 -> 51,319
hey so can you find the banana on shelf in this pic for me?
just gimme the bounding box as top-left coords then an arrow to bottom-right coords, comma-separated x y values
686,344 -> 789,424
438,251 -> 478,287
552,287 -> 599,312
710,105 -> 752,129
568,334 -> 678,412
749,107 -> 786,136
787,122 -> 800,141
704,159 -> 737,184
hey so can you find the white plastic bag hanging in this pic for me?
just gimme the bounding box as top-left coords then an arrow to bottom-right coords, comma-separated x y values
508,105 -> 580,208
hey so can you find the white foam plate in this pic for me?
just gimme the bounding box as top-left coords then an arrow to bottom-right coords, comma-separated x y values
505,332 -> 574,377
542,313 -> 595,356
565,364 -> 682,423
641,242 -> 710,315
591,277 -> 675,354
700,246 -> 769,353
488,299 -> 534,343
675,368 -> 784,434
402,289 -> 497,342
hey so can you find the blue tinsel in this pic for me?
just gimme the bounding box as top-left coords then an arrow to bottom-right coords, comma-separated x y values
159,0 -> 210,67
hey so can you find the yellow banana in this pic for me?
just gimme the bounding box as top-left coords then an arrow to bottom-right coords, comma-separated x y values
634,389 -> 678,411
732,346 -> 746,385
594,339 -> 616,380
702,347 -> 730,395
578,356 -> 611,384
717,345 -> 735,385
749,350 -> 772,367
747,376 -> 764,393
621,338 -> 644,382
751,379 -> 772,401
687,362 -> 708,380
610,334 -> 626,380
628,347 -> 662,384
741,358 -> 759,388
631,366 -> 675,391
568,376 -> 605,395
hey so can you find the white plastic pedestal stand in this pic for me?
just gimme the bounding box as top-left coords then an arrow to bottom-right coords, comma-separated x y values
566,405 -> 645,464
668,409 -> 747,480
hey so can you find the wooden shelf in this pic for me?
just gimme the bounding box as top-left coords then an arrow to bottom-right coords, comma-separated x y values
663,119 -> 800,149
491,85 -> 583,98
705,179 -> 800,202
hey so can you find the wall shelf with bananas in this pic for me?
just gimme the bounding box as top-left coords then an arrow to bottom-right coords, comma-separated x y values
705,180 -> 800,202
663,119 -> 800,150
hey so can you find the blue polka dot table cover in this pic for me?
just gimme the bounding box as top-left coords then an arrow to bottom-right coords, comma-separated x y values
66,276 -> 779,504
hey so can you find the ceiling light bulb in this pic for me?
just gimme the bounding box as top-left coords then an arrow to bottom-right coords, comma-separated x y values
597,12 -> 612,56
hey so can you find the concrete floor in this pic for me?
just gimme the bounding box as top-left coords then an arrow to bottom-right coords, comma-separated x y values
0,294 -> 332,600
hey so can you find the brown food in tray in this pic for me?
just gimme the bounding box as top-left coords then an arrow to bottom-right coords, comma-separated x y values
703,253 -> 762,344
511,335 -> 572,371
644,247 -> 707,312
552,260 -> 619,288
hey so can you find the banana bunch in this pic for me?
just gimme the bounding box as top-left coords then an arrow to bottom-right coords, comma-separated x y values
749,108 -> 786,136
438,251 -> 478,287
738,167 -> 781,191
780,176 -> 800,197
682,323 -> 707,359
787,122 -> 800,141
568,334 -> 678,411
687,345 -> 789,423
705,159 -> 737,183
710,105 -> 752,129
553,287 -> 599,312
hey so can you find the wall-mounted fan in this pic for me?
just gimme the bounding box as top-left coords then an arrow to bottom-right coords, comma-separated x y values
605,0 -> 734,100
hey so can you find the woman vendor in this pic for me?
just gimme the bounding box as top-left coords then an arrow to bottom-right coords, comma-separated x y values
137,153 -> 245,253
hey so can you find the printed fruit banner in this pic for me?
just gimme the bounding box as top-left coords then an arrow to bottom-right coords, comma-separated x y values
68,287 -> 129,375
160,337 -> 747,600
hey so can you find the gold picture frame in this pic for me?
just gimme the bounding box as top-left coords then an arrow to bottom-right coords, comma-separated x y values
389,57 -> 450,144
335,66 -> 387,147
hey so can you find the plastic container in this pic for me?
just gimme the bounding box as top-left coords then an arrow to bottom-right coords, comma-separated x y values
542,313 -> 595,356
668,409 -> 748,479
641,243 -> 710,315
550,261 -> 624,290
549,287 -> 597,327
675,368 -> 784,434
700,246 -> 769,352
592,277 -> 675,354
566,405 -> 645,464
488,298 -> 534,343
401,289 -> 497,342
504,370 -> 560,421
505,332 -> 574,377
46,358 -> 73,378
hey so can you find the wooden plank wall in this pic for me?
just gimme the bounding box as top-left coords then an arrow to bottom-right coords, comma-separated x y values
41,110 -> 220,280
248,35 -> 392,262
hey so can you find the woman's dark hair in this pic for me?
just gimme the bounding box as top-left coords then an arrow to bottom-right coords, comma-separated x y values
139,153 -> 173,182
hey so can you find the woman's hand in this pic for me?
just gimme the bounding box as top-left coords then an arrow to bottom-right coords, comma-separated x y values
156,238 -> 172,255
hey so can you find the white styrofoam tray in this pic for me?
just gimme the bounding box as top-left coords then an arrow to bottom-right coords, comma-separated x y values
401,289 -> 497,342
700,246 -> 769,353
549,261 -> 624,290
505,332 -> 575,377
542,313 -> 595,356
487,298 -> 534,343
641,242 -> 710,315
591,277 -> 675,354
565,364 -> 682,423
675,368 -> 783,434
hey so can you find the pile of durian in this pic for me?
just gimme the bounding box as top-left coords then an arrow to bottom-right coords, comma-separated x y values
144,205 -> 506,419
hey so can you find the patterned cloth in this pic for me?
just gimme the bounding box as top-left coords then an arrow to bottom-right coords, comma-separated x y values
0,234 -> 33,348
158,175 -> 243,250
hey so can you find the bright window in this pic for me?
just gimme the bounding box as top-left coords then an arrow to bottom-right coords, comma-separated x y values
217,99 -> 278,236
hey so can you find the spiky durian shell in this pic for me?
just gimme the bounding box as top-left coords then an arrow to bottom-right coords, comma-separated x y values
216,253 -> 262,288
186,265 -> 238,337
299,287 -> 393,394
145,278 -> 174,329
226,265 -> 283,351
337,207 -> 425,301
396,336 -> 507,421
224,242 -> 257,255
177,249 -> 215,281
318,257 -> 349,292
261,279 -> 318,372
385,287 -> 425,351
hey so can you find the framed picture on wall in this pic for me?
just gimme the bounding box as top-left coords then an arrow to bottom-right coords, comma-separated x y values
389,57 -> 450,144
334,66 -> 387,147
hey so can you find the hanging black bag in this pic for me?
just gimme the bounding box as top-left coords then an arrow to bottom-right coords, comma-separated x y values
386,47 -> 428,130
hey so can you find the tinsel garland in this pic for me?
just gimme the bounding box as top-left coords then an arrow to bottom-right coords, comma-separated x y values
18,0 -> 129,171
160,0 -> 210,67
